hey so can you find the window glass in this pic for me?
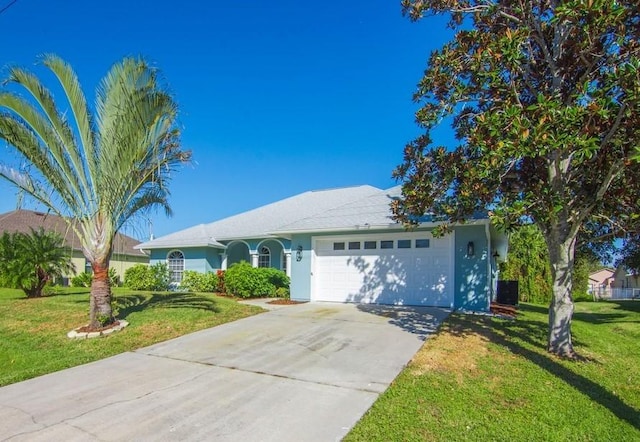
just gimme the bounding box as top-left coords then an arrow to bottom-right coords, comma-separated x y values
380,240 -> 394,249
397,239 -> 411,249
348,241 -> 361,250
416,239 -> 430,248
364,241 -> 377,250
167,250 -> 185,283
333,242 -> 345,250
258,246 -> 271,268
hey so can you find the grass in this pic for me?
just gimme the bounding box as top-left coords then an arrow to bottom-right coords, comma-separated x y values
346,301 -> 640,442
0,286 -> 263,387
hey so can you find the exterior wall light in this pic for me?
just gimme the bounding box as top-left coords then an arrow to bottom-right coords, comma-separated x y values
296,245 -> 303,262
467,241 -> 475,257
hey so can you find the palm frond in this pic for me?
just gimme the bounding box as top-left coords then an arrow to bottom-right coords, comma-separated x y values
5,65 -> 93,210
0,94 -> 87,213
42,54 -> 97,201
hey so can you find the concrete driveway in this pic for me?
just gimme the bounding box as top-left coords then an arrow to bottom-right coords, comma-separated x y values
0,302 -> 449,441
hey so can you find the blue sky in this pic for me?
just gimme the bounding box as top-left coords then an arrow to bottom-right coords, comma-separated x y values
0,0 -> 454,240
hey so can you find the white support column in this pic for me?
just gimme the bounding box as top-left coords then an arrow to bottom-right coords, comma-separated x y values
251,252 -> 259,268
284,252 -> 292,277
220,253 -> 228,271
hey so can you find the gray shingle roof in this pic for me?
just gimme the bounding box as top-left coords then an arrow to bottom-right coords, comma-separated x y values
137,185 -> 391,250
0,209 -> 146,257
272,186 -> 403,233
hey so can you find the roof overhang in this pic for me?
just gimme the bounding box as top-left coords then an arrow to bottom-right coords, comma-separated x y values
135,238 -> 227,251
270,218 -> 494,237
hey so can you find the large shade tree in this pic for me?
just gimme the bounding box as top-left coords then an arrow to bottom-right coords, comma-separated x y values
0,55 -> 191,329
393,0 -> 640,357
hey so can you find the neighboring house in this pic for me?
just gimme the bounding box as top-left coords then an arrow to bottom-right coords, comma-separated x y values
137,185 -> 508,312
611,266 -> 640,290
589,266 -> 640,300
0,209 -> 148,284
588,268 -> 615,297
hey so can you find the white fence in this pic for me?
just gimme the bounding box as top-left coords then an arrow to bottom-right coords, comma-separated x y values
593,288 -> 640,301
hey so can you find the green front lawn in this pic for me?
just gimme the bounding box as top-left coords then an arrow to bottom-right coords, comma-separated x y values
0,286 -> 263,387
346,301 -> 640,441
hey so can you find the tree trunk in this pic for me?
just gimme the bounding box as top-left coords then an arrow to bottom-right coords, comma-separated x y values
545,231 -> 577,358
89,260 -> 114,329
23,267 -> 48,298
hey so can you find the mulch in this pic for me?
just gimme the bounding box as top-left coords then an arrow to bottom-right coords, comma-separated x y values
490,302 -> 518,318
76,320 -> 121,333
267,299 -> 305,305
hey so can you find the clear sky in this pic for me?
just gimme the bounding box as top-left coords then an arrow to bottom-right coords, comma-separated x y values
0,0 -> 454,240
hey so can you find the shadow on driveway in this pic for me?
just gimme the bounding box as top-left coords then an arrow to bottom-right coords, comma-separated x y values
357,304 -> 451,340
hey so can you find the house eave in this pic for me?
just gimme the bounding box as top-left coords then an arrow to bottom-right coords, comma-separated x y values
270,218 -> 492,236
135,240 -> 227,250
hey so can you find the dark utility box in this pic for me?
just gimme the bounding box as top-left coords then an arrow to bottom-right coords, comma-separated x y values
497,280 -> 519,305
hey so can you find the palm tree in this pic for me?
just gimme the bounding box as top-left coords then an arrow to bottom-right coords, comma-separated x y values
0,55 -> 190,328
0,228 -> 75,298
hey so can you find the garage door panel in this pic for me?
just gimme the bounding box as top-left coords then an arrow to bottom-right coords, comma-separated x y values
313,233 -> 454,308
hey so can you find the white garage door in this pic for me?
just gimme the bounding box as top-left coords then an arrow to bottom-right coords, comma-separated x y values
312,232 -> 454,308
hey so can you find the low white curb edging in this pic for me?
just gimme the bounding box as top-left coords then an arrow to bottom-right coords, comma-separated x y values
67,320 -> 129,339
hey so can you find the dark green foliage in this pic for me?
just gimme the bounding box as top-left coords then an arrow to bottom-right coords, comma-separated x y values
502,225 -> 603,303
275,286 -> 290,299
501,225 -> 552,304
224,261 -> 290,298
124,263 -> 171,291
618,233 -> 640,275
181,270 -> 219,292
0,228 -> 75,297
263,268 -> 290,292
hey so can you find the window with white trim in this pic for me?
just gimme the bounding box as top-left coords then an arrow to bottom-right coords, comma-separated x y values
258,246 -> 271,268
167,250 -> 185,283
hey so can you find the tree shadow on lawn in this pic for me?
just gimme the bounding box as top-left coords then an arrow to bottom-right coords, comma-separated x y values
597,300 -> 640,314
70,292 -> 222,318
445,307 -> 640,431
116,292 -> 222,318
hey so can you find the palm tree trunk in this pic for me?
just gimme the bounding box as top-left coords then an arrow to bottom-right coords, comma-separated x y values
89,260 -> 114,328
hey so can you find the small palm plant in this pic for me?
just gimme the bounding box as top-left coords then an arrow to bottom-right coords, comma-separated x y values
0,55 -> 191,329
0,228 -> 75,298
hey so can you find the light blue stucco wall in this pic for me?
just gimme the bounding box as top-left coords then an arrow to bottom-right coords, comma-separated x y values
453,225 -> 490,311
149,247 -> 221,273
290,234 -> 313,302
226,242 -> 250,265
149,239 -> 292,275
